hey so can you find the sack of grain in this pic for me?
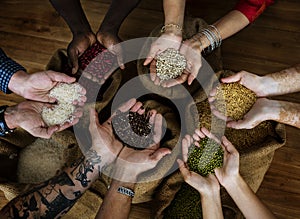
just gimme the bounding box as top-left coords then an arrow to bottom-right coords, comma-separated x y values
90,97 -> 181,204
137,17 -> 223,100
153,70 -> 286,219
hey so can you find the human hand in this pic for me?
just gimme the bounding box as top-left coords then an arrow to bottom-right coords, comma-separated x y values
4,101 -> 81,138
113,108 -> 171,182
177,129 -> 221,195
218,70 -> 267,97
160,37 -> 203,88
214,135 -> 240,188
143,33 -> 182,85
88,99 -> 141,166
8,70 -> 86,104
68,32 -> 97,74
96,31 -> 125,70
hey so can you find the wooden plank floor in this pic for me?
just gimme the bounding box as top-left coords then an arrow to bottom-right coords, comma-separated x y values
0,0 -> 299,218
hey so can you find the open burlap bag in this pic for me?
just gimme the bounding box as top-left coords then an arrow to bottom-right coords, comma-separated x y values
137,17 -> 223,100
154,70 -> 286,219
90,98 -> 181,204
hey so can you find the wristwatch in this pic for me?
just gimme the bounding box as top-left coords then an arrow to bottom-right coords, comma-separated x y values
0,105 -> 14,136
117,186 -> 135,198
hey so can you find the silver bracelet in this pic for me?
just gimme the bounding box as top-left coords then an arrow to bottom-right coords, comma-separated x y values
117,186 -> 135,198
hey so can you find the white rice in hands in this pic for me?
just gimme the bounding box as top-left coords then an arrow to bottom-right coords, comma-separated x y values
42,83 -> 83,126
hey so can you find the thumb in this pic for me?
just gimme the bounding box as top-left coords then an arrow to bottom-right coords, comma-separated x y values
150,148 -> 171,162
221,73 -> 242,84
89,107 -> 100,131
68,48 -> 80,74
46,70 -> 76,84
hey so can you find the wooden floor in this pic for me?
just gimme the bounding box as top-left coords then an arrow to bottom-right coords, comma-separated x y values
0,0 -> 299,218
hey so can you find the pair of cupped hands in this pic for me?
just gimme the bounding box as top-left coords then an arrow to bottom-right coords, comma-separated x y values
87,98 -> 239,186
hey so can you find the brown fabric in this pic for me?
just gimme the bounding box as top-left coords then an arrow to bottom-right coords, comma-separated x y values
154,70 -> 286,219
91,98 -> 181,204
137,17 -> 223,100
62,190 -> 103,219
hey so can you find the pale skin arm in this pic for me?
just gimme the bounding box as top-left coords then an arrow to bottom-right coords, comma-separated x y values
213,132 -> 276,219
165,10 -> 249,87
178,131 -> 223,219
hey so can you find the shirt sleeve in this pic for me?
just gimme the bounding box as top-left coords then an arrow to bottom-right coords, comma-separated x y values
234,0 -> 274,23
0,48 -> 26,94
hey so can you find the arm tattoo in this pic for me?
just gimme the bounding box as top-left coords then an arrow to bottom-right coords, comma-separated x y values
0,149 -> 103,219
73,149 -> 102,187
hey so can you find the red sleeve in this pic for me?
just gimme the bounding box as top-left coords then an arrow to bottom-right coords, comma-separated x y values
234,0 -> 274,23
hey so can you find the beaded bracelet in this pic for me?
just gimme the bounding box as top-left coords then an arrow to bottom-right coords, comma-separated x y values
161,23 -> 183,33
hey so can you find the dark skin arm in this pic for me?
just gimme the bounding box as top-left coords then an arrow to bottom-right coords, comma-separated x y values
49,0 -> 96,74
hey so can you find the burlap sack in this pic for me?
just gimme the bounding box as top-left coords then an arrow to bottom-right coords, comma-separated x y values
154,70 -> 286,219
137,17 -> 223,100
90,98 -> 181,204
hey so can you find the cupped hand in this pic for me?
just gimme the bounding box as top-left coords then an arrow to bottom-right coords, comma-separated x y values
226,98 -> 279,129
214,136 -> 240,188
113,108 -> 171,182
161,37 -> 202,88
5,101 -> 64,139
88,99 -> 141,165
218,70 -> 267,97
9,70 -> 79,103
68,32 -> 97,74
96,31 -> 125,70
177,128 -> 221,195
143,33 -> 182,85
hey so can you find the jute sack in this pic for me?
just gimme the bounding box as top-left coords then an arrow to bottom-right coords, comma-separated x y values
90,98 -> 181,204
153,70 -> 286,219
137,17 -> 223,100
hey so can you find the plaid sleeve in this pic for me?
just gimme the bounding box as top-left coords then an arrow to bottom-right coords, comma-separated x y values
0,48 -> 26,94
235,0 -> 274,23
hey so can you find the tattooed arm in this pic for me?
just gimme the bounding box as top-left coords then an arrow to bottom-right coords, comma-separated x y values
0,98 -> 135,218
0,149 -> 103,218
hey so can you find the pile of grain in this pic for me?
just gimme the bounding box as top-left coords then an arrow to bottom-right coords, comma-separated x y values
112,110 -> 154,149
42,83 -> 83,126
187,137 -> 223,176
214,83 -> 257,120
196,100 -> 275,152
156,48 -> 187,81
164,183 -> 202,218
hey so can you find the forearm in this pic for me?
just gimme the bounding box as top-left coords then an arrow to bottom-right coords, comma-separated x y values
276,100 -> 300,128
163,0 -> 185,36
187,10 -> 249,51
99,0 -> 141,34
261,65 -> 300,96
200,191 -> 223,219
224,175 -> 276,219
0,149 -> 103,218
50,0 -> 92,35
95,180 -> 135,219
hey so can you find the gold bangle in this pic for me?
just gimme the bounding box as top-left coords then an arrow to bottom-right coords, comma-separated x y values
161,23 -> 183,33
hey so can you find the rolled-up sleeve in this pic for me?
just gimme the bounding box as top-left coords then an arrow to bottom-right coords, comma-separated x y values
0,48 -> 26,93
235,0 -> 274,23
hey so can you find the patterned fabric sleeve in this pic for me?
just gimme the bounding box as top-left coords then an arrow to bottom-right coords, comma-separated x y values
0,48 -> 26,93
235,0 -> 274,23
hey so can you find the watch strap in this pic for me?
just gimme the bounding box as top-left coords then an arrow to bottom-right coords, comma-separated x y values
117,186 -> 135,198
0,105 -> 14,136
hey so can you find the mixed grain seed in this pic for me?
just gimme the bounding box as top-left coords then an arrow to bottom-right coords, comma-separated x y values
112,110 -> 154,149
214,83 -> 257,120
156,48 -> 187,81
42,83 -> 83,126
